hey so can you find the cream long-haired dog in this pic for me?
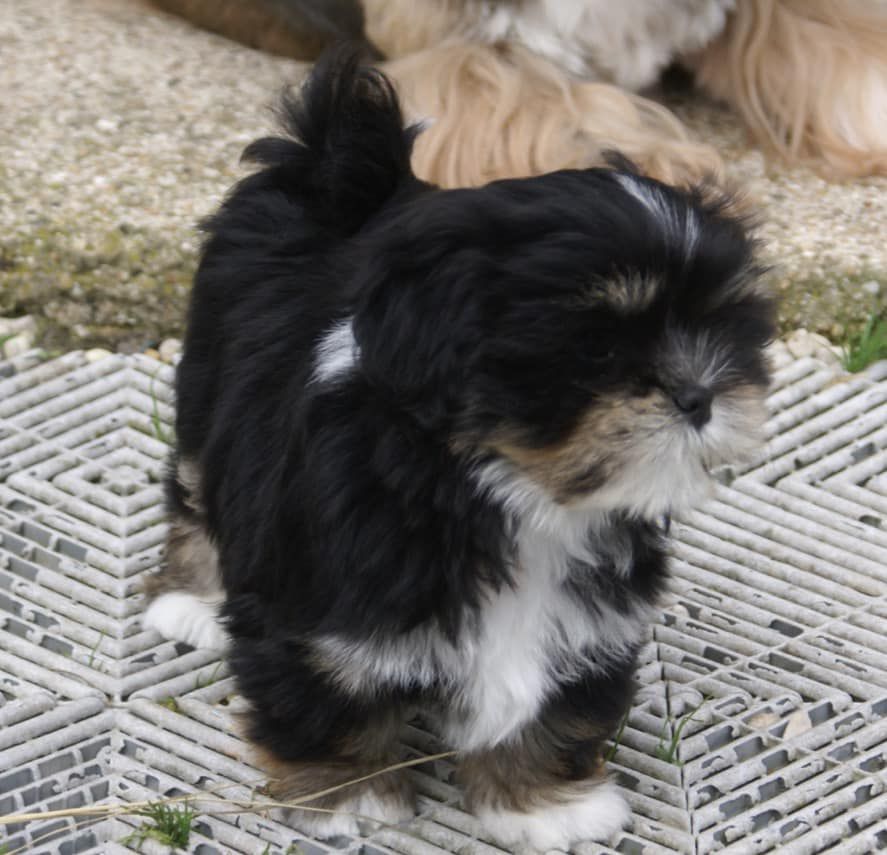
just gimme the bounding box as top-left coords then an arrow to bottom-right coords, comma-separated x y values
154,0 -> 887,186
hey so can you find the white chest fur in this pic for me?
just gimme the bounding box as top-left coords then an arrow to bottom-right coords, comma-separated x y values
443,521 -> 651,749
314,512 -> 653,751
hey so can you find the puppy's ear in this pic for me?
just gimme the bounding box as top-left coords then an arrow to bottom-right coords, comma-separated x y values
243,45 -> 419,234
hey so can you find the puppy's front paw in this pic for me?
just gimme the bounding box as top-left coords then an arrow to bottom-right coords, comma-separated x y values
143,591 -> 228,650
475,781 -> 630,851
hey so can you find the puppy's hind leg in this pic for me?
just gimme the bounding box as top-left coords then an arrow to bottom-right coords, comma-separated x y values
256,714 -> 416,838
233,639 -> 416,837
143,456 -> 228,650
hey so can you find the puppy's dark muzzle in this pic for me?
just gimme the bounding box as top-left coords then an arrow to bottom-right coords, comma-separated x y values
673,385 -> 712,429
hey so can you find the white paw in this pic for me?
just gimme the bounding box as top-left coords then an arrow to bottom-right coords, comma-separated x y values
288,789 -> 414,838
476,780 -> 630,851
143,592 -> 228,650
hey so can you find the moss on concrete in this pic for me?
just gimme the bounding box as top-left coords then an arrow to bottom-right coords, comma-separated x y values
0,224 -> 195,352
2,219 -> 885,352
771,269 -> 886,342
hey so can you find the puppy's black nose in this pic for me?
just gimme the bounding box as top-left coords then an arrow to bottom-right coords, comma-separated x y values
673,385 -> 712,428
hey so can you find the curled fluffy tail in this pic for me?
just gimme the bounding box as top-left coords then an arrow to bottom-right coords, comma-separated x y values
243,46 -> 420,233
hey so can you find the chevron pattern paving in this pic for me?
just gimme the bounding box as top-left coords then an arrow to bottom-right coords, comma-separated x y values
0,351 -> 885,854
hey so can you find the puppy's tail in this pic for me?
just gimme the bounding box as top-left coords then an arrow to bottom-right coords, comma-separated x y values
243,45 -> 420,234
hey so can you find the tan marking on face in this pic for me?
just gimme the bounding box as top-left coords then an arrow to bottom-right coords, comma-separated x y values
562,275 -> 660,315
492,391 -> 672,505
598,274 -> 661,314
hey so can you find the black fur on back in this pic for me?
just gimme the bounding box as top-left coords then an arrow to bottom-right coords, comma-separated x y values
169,46 -> 775,785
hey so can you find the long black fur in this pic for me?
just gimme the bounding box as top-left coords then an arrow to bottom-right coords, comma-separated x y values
166,46 -> 775,838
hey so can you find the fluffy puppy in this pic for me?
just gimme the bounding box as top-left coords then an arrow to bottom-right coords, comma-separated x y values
144,49 -> 775,848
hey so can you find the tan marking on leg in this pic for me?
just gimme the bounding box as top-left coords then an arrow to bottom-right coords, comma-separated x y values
144,517 -> 222,600
144,457 -> 222,600
249,709 -> 415,832
459,712 -> 611,812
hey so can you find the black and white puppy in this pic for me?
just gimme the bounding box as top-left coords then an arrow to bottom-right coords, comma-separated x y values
144,48 -> 775,849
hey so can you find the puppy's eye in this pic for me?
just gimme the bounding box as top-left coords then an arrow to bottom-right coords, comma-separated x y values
590,349 -> 617,364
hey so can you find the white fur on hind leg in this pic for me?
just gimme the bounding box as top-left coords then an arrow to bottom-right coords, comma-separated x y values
476,780 -> 630,851
143,591 -> 228,650
288,789 -> 414,838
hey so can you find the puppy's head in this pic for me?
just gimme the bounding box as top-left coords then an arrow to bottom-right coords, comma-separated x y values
352,165 -> 775,520
254,52 -> 772,522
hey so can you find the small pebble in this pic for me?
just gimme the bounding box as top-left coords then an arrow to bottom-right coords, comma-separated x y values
669,604 -> 690,618
765,339 -> 794,371
158,338 -> 182,363
783,709 -> 813,739
785,329 -> 814,359
784,329 -> 842,366
3,330 -> 35,359
861,280 -> 880,296
84,348 -> 112,363
747,711 -> 780,729
0,315 -> 36,337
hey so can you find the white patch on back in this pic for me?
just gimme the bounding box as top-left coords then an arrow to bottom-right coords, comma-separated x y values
143,591 -> 228,651
312,317 -> 359,384
475,779 -> 630,850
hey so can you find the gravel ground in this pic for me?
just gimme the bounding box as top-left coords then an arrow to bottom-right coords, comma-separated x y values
1,0 -> 885,351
